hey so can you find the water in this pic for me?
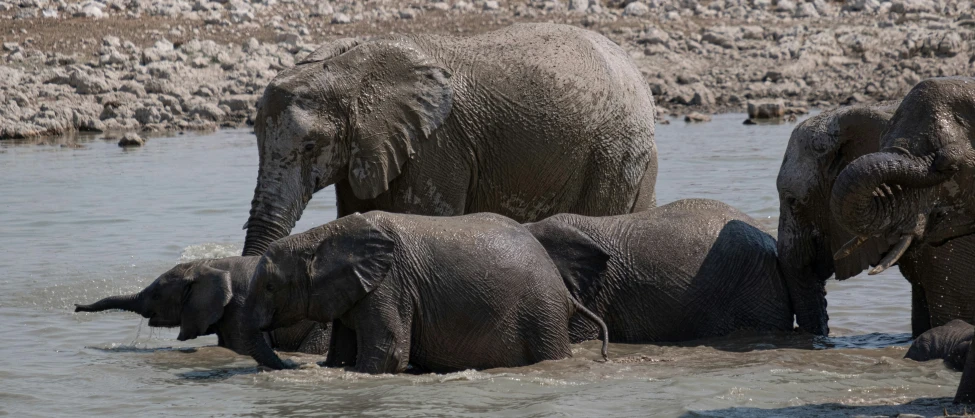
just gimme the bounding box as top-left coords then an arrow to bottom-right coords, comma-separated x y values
0,113 -> 963,417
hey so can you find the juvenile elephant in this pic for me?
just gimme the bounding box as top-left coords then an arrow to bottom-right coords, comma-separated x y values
525,199 -> 793,343
75,256 -> 329,355
905,319 -> 972,371
241,23 -> 658,256
776,101 -> 898,335
829,78 -> 975,336
243,212 -> 608,373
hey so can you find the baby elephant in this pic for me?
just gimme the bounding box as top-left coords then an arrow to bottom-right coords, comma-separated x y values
244,212 -> 608,373
75,256 -> 329,356
526,198 -> 793,343
905,319 -> 972,370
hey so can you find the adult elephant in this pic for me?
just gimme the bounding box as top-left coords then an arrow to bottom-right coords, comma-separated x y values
776,101 -> 898,336
526,199 -> 793,343
830,77 -> 975,337
241,23 -> 657,256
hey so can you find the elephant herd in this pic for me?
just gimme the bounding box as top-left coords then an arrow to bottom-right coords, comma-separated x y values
73,23 -> 975,401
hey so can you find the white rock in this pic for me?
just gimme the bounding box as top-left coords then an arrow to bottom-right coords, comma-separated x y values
795,2 -> 818,17
331,12 -> 350,23
568,0 -> 587,11
624,2 -> 649,16
483,0 -> 499,10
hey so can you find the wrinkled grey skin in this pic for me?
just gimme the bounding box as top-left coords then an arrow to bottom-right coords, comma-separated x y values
241,23 -> 658,257
243,212 -> 608,373
905,319 -> 972,371
830,78 -> 975,337
75,256 -> 329,356
526,199 -> 793,343
776,102 -> 898,336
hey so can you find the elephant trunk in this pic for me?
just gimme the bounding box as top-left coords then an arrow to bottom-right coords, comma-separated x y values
830,151 -> 946,239
75,292 -> 145,314
243,319 -> 292,370
777,214 -> 831,336
242,185 -> 310,256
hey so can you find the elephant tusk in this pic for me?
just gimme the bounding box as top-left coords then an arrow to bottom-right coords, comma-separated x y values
834,236 -> 870,261
869,234 -> 914,275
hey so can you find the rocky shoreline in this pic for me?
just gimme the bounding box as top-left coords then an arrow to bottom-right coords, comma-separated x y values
1,0 -> 972,139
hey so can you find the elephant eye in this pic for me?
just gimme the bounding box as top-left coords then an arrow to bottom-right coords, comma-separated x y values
265,283 -> 274,293
303,143 -> 315,152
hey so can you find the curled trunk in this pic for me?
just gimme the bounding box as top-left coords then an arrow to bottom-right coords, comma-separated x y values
830,152 -> 946,238
75,292 -> 144,314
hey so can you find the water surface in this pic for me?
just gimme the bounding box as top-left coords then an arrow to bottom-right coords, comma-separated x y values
0,113 -> 962,417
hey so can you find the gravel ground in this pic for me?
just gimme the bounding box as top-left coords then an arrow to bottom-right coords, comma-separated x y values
0,0 -> 972,139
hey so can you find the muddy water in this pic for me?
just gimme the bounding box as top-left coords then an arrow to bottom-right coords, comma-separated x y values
0,114 -> 965,417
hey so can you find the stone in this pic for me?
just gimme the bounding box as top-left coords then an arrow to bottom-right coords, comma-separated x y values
331,12 -> 351,24
568,0 -> 587,11
218,94 -> 258,112
624,2 -> 649,16
891,0 -> 932,14
69,71 -> 112,95
483,0 -> 499,10
795,2 -> 818,18
746,99 -> 785,119
702,28 -> 737,49
773,0 -> 795,13
938,33 -> 963,57
843,0 -> 879,12
684,112 -> 712,122
118,132 -> 145,147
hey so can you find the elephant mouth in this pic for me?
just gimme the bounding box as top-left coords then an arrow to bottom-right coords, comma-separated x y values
147,314 -> 179,328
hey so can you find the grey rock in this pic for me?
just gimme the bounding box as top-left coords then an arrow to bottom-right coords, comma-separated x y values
624,2 -> 649,16
568,0 -> 587,11
483,0 -> 500,10
774,0 -> 796,13
795,2 -> 818,18
684,112 -> 712,122
69,71 -> 112,95
331,12 -> 351,23
843,0 -> 879,12
219,94 -> 258,112
118,132 -> 145,147
746,99 -> 785,119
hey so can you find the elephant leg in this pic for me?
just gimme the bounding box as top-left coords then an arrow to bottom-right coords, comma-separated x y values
956,326 -> 975,403
323,320 -> 357,368
353,306 -> 412,374
912,283 -> 932,338
629,158 -> 657,211
297,322 -> 331,355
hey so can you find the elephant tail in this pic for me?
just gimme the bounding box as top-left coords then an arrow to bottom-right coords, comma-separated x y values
570,296 -> 609,361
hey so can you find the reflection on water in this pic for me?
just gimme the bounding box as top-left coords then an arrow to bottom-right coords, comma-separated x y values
0,117 -> 960,417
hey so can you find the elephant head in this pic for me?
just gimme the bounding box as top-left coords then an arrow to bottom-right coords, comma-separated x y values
75,262 -> 233,342
831,78 -> 975,276
776,103 -> 895,335
244,213 -> 395,369
241,38 -> 454,256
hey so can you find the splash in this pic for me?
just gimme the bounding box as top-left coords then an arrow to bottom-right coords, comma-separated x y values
179,243 -> 243,261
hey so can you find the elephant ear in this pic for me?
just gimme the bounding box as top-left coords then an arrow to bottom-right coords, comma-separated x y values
178,265 -> 233,341
297,38 -> 365,64
328,40 -> 454,200
527,218 -> 610,297
309,213 -> 396,320
826,105 -> 895,280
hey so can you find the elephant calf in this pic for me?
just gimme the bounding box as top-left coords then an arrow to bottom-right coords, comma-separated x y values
905,319 -> 972,370
75,256 -> 329,356
526,199 -> 794,343
243,212 -> 608,373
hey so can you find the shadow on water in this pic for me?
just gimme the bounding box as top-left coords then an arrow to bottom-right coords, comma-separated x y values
681,397 -> 968,418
